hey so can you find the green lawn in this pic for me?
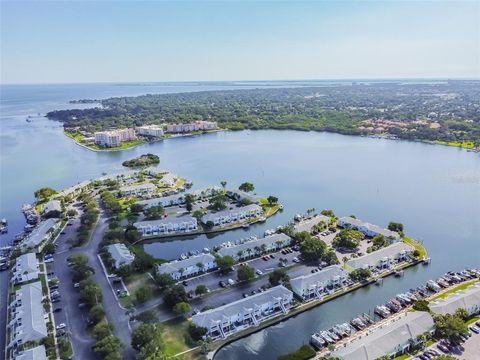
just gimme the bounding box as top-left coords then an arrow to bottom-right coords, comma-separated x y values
431,140 -> 476,149
430,279 -> 480,302
403,236 -> 427,258
465,316 -> 480,326
259,197 -> 280,217
64,131 -> 145,151
160,318 -> 198,357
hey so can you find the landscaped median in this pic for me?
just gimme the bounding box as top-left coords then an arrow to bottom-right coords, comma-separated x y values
402,236 -> 427,259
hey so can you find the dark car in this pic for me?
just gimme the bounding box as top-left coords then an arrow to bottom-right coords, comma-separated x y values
54,308 -> 62,313
219,281 -> 226,288
182,280 -> 188,286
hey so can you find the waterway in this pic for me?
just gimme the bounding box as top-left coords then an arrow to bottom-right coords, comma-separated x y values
1,82 -> 479,360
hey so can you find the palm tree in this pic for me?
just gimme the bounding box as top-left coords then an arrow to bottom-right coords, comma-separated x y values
260,244 -> 267,254
179,267 -> 185,278
220,181 -> 227,193
196,262 -> 204,273
275,240 -> 283,250
254,246 -> 261,256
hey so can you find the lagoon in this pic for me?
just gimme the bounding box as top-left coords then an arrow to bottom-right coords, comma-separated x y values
1,83 -> 479,360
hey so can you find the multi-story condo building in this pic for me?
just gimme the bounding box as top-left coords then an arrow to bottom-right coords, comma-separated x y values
191,285 -> 293,339
11,253 -> 39,285
290,265 -> 348,301
134,215 -> 198,237
430,283 -> 480,316
346,242 -> 413,270
106,243 -> 135,269
94,128 -> 136,147
338,216 -> 401,242
15,345 -> 47,360
166,121 -> 217,133
201,204 -> 263,226
119,183 -> 157,196
157,253 -> 217,280
22,218 -> 59,252
217,233 -> 292,260
136,125 -> 164,137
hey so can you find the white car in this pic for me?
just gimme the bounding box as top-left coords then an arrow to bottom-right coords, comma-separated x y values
56,323 -> 66,330
44,258 -> 54,263
73,283 -> 80,288
292,257 -> 300,263
255,269 -> 263,276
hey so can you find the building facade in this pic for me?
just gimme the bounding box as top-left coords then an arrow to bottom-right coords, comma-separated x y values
157,253 -> 217,280
201,204 -> 263,226
217,233 -> 292,260
106,243 -> 135,269
134,216 -> 198,237
119,183 -> 157,196
94,128 -> 136,147
346,242 -> 413,270
191,285 -> 293,339
338,216 -> 400,242
11,253 -> 39,285
136,125 -> 164,137
290,265 -> 348,301
165,121 -> 217,133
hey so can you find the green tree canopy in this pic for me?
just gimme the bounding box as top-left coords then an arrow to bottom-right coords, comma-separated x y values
332,229 -> 364,250
238,182 -> 255,192
237,265 -> 256,282
216,255 -> 235,273
299,237 -> 327,261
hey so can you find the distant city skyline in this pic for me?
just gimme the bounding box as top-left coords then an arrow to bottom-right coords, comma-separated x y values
1,1 -> 479,84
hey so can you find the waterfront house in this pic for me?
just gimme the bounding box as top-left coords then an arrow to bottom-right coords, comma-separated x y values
106,243 -> 135,269
290,265 -> 348,301
22,218 -> 59,251
201,204 -> 263,226
338,216 -> 400,242
345,242 -> 413,270
8,282 -> 48,349
119,183 -> 157,196
41,199 -> 62,218
332,311 -> 435,360
157,253 -> 217,280
293,214 -> 331,234
15,345 -> 47,360
11,253 -> 39,285
133,215 -> 198,237
217,233 -> 292,260
226,189 -> 260,204
94,128 -> 136,147
430,283 -> 480,316
191,285 -> 293,339
137,193 -> 185,209
136,125 -> 164,137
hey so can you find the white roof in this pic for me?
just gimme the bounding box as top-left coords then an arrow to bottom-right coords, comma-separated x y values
293,215 -> 331,233
346,242 -> 413,269
106,243 -> 135,266
15,345 -> 47,360
23,219 -> 58,249
12,282 -> 48,344
430,283 -> 480,315
120,183 -> 157,192
362,223 -> 400,239
202,204 -> 262,223
192,286 -> 292,328
290,265 -> 347,292
137,193 -> 185,207
217,233 -> 292,258
158,253 -> 216,275
134,215 -> 197,228
13,253 -> 39,283
339,216 -> 364,227
332,311 -> 434,360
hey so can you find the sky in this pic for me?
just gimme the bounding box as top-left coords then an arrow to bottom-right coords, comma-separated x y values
1,0 -> 479,84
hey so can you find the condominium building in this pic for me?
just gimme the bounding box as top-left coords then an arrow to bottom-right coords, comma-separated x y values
106,243 -> 135,269
217,233 -> 292,260
137,193 -> 185,209
338,216 -> 401,242
41,199 -> 62,217
8,282 -> 48,348
94,128 -> 136,147
293,214 -> 331,234
11,253 -> 39,285
332,311 -> 435,360
191,285 -> 293,339
22,218 -> 59,251
133,215 -> 198,237
430,283 -> 480,316
157,253 -> 217,280
226,189 -> 260,204
201,204 -> 263,226
346,242 -> 413,270
165,121 -> 217,133
119,183 -> 157,196
15,345 -> 47,360
290,265 -> 348,301
136,125 -> 164,137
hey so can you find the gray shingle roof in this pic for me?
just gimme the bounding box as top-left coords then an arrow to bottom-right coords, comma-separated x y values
430,283 -> 480,315
293,215 -> 331,233
339,216 -> 364,227
12,253 -> 39,283
217,233 -> 292,258
134,215 -> 197,228
106,243 -> 135,268
332,311 -> 434,360
42,200 -> 62,215
346,242 -> 413,269
157,253 -> 216,275
15,345 -> 47,360
23,219 -> 58,249
290,265 -> 347,293
202,204 -> 262,223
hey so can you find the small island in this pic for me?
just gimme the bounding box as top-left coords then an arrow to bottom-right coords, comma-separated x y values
122,154 -> 160,168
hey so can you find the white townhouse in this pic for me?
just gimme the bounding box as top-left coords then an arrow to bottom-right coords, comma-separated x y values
201,204 -> 263,227
11,253 -> 40,285
191,285 -> 293,339
290,265 -> 348,301
293,214 -> 331,234
217,233 -> 292,260
15,345 -> 47,360
430,283 -> 480,316
119,183 -> 157,196
137,193 -> 185,209
338,216 -> 400,242
189,187 -> 223,200
226,189 -> 260,204
346,242 -> 414,270
332,311 -> 435,360
8,282 -> 48,349
106,243 -> 135,269
22,218 -> 59,251
157,253 -> 217,280
134,215 -> 198,237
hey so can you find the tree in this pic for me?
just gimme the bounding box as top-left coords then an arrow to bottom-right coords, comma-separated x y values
388,222 -> 404,233
209,193 -> 227,211
67,209 -> 78,217
238,182 -> 255,193
154,272 -> 175,289
320,209 -> 335,217
163,285 -> 188,308
133,251 -> 156,272
144,205 -> 165,220
92,322 -> 113,341
79,279 -> 103,307
349,268 -> 372,282
195,284 -> 209,296
135,285 -> 153,304
413,299 -> 430,312
454,308 -> 469,321
192,209 -> 204,220
43,242 -> 55,255
323,249 -> 339,265
299,237 -> 327,261
269,269 -> 289,286
130,203 -> 144,214
173,302 -> 191,316
237,265 -> 255,282
93,335 -> 122,357
34,187 -> 56,202
116,264 -> 133,278
220,180 -> 227,190
434,313 -> 468,344
125,228 -> 142,244
267,195 -> 278,205
332,229 -> 364,250
188,323 -> 207,341
89,304 -> 105,325
131,323 -> 156,351
185,194 -> 195,212
216,256 -> 235,273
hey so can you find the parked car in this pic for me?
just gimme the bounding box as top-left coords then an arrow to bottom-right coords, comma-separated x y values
67,262 -> 74,267
255,269 -> 263,276
219,281 -> 226,288
54,308 -> 62,313
470,325 -> 480,334
227,278 -> 235,286
44,258 -> 54,264
73,283 -> 80,288
56,323 -> 66,330
292,257 -> 300,263
51,298 -> 61,303
243,293 -> 249,298
182,281 -> 188,286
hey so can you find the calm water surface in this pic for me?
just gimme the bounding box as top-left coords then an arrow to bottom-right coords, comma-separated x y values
0,83 -> 479,360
